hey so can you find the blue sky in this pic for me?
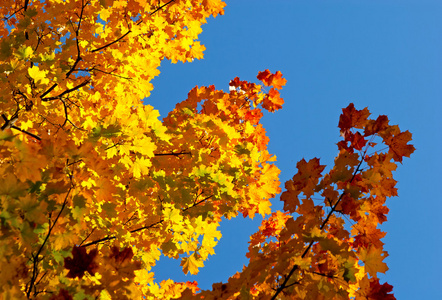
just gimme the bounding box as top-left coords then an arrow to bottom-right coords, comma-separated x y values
147,1 -> 442,298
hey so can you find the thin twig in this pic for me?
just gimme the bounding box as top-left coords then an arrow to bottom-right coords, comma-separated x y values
26,186 -> 73,298
271,154 -> 365,299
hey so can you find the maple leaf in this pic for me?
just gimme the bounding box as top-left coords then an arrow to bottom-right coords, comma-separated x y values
257,70 -> 287,89
359,246 -> 389,278
181,252 -> 204,275
366,279 -> 396,300
364,115 -> 390,136
349,131 -> 367,151
262,88 -> 284,112
281,180 -> 301,213
108,246 -> 142,279
338,103 -> 370,132
28,65 -> 50,85
64,246 -> 99,279
384,130 -> 415,162
0,0 -> 414,296
291,158 -> 325,198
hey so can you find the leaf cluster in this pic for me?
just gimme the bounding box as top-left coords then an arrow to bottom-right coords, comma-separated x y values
0,1 -> 414,299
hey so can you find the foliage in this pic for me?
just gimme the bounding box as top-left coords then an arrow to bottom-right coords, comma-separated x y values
0,0 -> 414,299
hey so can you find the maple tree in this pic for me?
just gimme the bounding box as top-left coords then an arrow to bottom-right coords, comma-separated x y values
0,0 -> 414,299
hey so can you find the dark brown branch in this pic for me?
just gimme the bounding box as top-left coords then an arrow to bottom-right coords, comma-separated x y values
91,30 -> 131,53
40,1 -> 88,100
185,195 -> 212,211
80,235 -> 116,248
10,125 -> 41,141
129,220 -> 163,234
41,79 -> 90,101
82,194 -> 212,248
154,151 -> 191,157
78,229 -> 95,247
91,0 -> 175,53
26,186 -> 72,298
1,113 -> 18,130
39,83 -> 58,99
65,1 -> 87,79
271,157 -> 365,299
104,142 -> 123,151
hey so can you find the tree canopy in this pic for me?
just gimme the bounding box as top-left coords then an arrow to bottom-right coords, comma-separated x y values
0,1 -> 414,299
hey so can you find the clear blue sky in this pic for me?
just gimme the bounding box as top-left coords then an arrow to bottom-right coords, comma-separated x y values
147,1 -> 442,298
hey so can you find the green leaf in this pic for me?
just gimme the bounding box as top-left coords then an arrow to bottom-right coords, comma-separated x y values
343,260 -> 357,283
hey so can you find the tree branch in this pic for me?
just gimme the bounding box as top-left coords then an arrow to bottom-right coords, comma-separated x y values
91,0 -> 175,53
10,125 -> 41,141
271,156 -> 365,299
81,194 -> 212,248
40,1 -> 89,101
154,150 -> 191,157
26,186 -> 73,298
41,78 -> 90,101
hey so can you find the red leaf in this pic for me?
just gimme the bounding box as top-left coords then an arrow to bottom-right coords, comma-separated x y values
338,103 -> 370,133
257,69 -> 272,84
364,115 -> 390,136
262,88 -> 284,112
64,246 -> 98,279
110,246 -> 134,263
367,278 -> 396,300
384,130 -> 415,162
49,289 -> 73,300
257,70 -> 287,89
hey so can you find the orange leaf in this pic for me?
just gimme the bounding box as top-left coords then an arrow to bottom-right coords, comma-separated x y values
359,246 -> 389,278
338,103 -> 370,132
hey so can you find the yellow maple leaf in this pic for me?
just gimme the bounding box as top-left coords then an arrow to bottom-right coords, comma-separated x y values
180,253 -> 204,275
257,199 -> 272,217
28,65 -> 50,85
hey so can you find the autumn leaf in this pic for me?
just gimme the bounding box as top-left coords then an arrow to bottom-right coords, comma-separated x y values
28,65 -> 50,85
338,103 -> 370,132
257,70 -> 287,89
364,115 -> 390,136
384,130 -> 415,162
290,158 -> 325,198
64,246 -> 99,279
366,278 -> 396,300
108,246 -> 142,279
0,0 -> 414,298
359,246 -> 389,278
181,253 -> 204,275
262,88 -> 284,112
